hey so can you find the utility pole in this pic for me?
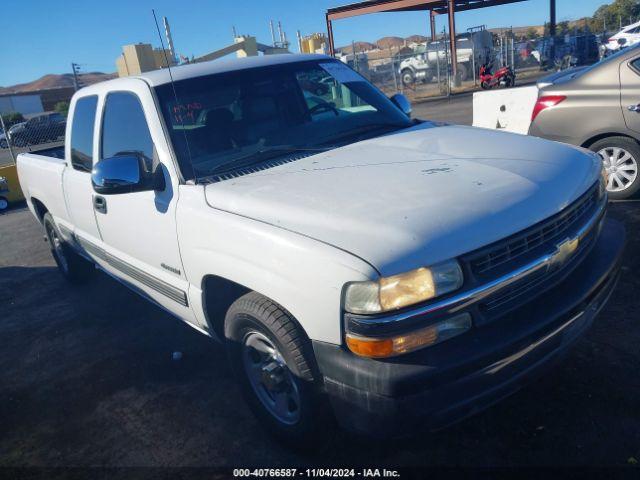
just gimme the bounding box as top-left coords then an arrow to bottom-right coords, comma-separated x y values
71,62 -> 81,91
549,0 -> 556,67
269,20 -> 276,46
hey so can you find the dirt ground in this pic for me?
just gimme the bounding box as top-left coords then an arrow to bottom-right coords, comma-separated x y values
0,201 -> 639,468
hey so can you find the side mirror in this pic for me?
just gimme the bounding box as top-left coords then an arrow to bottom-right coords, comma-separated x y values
390,93 -> 412,117
618,38 -> 627,46
91,154 -> 164,195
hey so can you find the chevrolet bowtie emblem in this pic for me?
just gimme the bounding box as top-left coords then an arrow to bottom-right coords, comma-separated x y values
550,236 -> 580,267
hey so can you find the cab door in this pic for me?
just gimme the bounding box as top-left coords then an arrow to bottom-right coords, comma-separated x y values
620,55 -> 640,134
91,79 -> 195,322
61,95 -> 103,252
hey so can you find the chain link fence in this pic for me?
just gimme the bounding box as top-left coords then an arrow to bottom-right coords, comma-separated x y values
0,110 -> 67,168
342,28 -> 604,103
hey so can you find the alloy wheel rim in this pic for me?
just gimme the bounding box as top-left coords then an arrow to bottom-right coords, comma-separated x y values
598,147 -> 638,192
241,330 -> 301,425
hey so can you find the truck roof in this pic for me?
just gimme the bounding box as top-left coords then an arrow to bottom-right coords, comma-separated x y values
81,54 -> 332,94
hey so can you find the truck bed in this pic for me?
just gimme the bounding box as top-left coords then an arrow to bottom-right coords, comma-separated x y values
16,150 -> 67,222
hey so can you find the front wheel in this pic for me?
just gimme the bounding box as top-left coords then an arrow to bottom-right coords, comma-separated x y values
591,137 -> 640,200
401,69 -> 415,86
0,197 -> 8,211
224,292 -> 330,445
43,212 -> 94,283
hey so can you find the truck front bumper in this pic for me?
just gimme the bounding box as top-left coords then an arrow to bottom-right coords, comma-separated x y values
312,218 -> 625,436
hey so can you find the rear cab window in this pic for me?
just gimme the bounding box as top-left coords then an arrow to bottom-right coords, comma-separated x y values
70,95 -> 98,172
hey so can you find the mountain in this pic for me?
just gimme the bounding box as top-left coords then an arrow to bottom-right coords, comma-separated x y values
337,41 -> 378,54
405,35 -> 428,44
0,72 -> 116,95
376,36 -> 405,49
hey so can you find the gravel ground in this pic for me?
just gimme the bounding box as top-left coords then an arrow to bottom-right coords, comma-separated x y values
0,202 -> 639,468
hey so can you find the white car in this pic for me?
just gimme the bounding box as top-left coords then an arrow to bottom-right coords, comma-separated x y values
16,54 -> 624,442
606,21 -> 640,51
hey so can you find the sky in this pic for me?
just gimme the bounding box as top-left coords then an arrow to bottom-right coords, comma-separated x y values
1,0 -> 609,87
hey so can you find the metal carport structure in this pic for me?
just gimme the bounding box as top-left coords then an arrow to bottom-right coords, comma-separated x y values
326,0 -> 556,81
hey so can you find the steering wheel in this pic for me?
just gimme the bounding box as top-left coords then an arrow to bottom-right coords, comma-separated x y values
309,101 -> 339,117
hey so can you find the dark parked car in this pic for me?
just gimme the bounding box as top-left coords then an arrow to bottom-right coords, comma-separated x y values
9,113 -> 66,147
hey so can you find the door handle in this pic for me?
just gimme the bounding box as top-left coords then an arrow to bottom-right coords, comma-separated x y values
627,104 -> 640,112
93,195 -> 107,214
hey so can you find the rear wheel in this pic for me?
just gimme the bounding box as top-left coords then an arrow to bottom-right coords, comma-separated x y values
0,197 -> 8,211
457,63 -> 468,82
225,292 -> 330,445
43,212 -> 94,283
505,74 -> 515,87
590,136 -> 640,199
401,69 -> 415,86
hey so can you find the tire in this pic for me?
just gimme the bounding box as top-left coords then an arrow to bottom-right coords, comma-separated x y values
43,212 -> 94,283
590,136 -> 640,200
224,291 -> 330,446
401,68 -> 415,86
481,81 -> 490,90
457,63 -> 468,82
0,197 -> 8,211
0,139 -> 7,149
505,74 -> 515,87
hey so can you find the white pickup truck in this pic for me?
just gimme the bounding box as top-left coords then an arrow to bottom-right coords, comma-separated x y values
17,54 -> 624,442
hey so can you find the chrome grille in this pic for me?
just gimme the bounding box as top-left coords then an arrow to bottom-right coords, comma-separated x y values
467,183 -> 600,277
481,218 -> 601,313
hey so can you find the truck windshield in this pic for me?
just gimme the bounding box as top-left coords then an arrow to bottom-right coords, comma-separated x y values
154,59 -> 412,182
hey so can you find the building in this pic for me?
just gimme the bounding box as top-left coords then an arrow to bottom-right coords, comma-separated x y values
191,36 -> 290,64
116,43 -> 177,77
299,33 -> 328,54
0,93 -> 44,116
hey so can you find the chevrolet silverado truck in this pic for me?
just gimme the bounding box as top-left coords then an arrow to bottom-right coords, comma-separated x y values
17,54 -> 625,441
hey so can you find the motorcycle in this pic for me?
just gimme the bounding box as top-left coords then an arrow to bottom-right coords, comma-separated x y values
479,64 -> 516,89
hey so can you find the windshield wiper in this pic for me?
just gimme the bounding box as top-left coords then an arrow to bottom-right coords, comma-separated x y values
207,145 -> 330,176
320,123 -> 405,147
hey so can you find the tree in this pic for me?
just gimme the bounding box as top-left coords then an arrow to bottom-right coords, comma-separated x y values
526,27 -> 538,40
0,112 -> 25,129
589,0 -> 640,33
54,101 -> 70,118
558,20 -> 571,36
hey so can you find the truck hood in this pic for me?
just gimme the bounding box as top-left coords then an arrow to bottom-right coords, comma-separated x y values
204,124 -> 600,276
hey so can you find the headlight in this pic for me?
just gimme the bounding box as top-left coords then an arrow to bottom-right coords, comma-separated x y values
599,164 -> 609,198
344,259 -> 463,315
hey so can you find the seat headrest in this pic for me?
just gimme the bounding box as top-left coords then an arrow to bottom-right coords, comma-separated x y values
204,108 -> 234,129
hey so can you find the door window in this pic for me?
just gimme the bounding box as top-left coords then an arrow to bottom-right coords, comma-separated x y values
628,57 -> 640,77
70,95 -> 98,172
101,92 -> 154,163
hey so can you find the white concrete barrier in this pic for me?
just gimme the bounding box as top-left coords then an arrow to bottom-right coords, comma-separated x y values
472,86 -> 539,135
